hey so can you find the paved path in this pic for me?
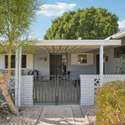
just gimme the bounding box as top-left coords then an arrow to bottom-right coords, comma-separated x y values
0,105 -> 95,125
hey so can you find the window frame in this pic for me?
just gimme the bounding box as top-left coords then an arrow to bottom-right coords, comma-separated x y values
114,46 -> 125,58
5,55 -> 27,69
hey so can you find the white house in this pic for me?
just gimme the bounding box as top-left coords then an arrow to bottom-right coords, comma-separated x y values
1,31 -> 125,107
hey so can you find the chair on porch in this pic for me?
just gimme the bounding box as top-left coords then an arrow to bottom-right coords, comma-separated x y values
28,69 -> 40,80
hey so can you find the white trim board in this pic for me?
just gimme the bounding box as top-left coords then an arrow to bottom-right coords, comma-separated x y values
34,40 -> 121,46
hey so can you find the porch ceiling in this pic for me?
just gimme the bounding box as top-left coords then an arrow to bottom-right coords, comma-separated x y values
33,40 -> 121,53
35,46 -> 99,53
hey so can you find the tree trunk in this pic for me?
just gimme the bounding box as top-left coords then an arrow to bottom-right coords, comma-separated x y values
0,75 -> 19,115
0,47 -> 19,115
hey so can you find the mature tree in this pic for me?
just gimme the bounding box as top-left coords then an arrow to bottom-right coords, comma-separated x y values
0,0 -> 40,114
44,7 -> 119,39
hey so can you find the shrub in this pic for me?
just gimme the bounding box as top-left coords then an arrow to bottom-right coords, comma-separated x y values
96,81 -> 125,125
0,78 -> 15,114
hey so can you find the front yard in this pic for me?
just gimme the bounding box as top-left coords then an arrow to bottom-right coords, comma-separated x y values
0,105 -> 96,125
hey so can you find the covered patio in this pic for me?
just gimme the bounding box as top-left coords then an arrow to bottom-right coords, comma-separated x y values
30,40 -> 122,79
15,39 -> 122,107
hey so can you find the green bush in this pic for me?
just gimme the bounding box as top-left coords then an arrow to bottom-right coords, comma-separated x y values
96,81 -> 125,125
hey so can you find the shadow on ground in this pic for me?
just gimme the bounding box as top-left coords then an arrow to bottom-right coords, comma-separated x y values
0,105 -> 96,125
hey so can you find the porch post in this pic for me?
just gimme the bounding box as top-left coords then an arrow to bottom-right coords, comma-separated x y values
15,46 -> 22,107
99,45 -> 104,85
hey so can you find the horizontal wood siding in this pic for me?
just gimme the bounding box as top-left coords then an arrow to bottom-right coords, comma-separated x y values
21,75 -> 33,106
103,75 -> 125,83
0,54 -> 5,69
80,75 -> 125,106
27,54 -> 33,69
80,75 -> 99,106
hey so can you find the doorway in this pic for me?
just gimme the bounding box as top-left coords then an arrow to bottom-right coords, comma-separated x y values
50,54 -> 63,75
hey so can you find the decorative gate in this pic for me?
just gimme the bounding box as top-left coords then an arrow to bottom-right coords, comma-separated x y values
33,75 -> 80,105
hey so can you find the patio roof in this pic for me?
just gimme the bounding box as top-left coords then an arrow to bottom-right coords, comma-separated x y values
15,39 -> 121,106
34,40 -> 121,46
32,40 -> 121,53
106,31 -> 125,40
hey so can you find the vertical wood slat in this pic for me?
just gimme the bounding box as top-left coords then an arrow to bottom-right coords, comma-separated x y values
33,75 -> 80,105
21,75 -> 33,106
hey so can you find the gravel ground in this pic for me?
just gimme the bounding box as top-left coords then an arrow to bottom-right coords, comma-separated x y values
0,105 -> 96,125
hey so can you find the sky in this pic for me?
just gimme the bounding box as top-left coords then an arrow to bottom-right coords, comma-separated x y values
30,0 -> 125,40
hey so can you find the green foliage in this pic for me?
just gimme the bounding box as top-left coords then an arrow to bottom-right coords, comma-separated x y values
0,0 -> 40,114
96,81 -> 125,125
44,7 -> 118,40
0,0 -> 40,42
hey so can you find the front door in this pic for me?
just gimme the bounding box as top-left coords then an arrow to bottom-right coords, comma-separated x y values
50,54 -> 62,75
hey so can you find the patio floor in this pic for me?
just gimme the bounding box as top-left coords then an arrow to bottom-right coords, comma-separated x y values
0,105 -> 96,125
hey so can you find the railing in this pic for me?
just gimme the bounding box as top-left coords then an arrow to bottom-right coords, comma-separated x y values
0,69 -> 34,76
33,75 -> 80,105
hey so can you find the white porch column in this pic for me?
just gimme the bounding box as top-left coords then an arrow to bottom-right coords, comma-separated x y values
15,46 -> 22,107
99,45 -> 104,85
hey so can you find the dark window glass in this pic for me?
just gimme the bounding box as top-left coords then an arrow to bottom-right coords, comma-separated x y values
22,55 -> 26,68
11,55 -> 15,68
5,55 -> 8,68
114,46 -> 125,58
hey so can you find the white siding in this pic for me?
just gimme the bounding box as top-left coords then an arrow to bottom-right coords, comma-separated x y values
33,51 -> 49,77
87,53 -> 94,65
33,52 -> 96,77
80,75 -> 99,106
68,54 -> 96,76
21,75 -> 33,106
105,48 -> 121,74
80,75 -> 125,106
0,54 -> 5,69
103,75 -> 125,83
27,54 -> 33,69
71,53 -> 94,65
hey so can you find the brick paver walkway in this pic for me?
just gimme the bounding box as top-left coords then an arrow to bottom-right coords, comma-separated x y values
0,105 -> 96,125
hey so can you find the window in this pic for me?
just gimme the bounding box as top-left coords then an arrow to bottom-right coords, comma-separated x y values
78,54 -> 87,64
22,55 -> 26,68
5,55 -> 15,68
71,53 -> 94,65
114,46 -> 125,58
5,55 -> 27,68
